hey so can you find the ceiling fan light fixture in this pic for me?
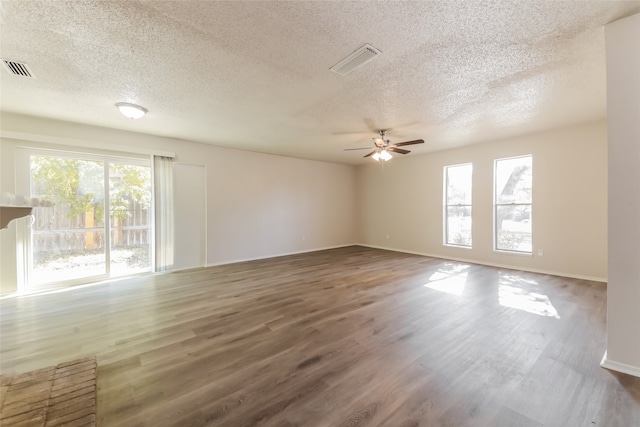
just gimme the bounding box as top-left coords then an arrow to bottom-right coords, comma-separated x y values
116,102 -> 147,119
372,150 -> 392,162
347,129 -> 422,161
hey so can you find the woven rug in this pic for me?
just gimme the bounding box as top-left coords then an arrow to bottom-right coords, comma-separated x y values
0,356 -> 97,426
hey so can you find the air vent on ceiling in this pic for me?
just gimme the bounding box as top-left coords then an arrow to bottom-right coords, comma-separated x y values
1,59 -> 35,78
330,44 -> 381,76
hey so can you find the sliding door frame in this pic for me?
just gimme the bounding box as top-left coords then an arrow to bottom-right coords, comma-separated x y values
15,146 -> 153,292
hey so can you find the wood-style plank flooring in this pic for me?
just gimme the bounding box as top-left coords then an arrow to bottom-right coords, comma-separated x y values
1,246 -> 639,426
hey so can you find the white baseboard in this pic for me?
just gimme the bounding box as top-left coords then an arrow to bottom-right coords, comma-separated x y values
2,243 -> 605,298
356,244 -> 607,283
600,352 -> 640,378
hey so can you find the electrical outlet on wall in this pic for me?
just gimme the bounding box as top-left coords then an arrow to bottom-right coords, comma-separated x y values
386,233 -> 390,240
537,249 -> 544,256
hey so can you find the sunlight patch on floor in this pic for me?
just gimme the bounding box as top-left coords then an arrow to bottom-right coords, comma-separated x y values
498,272 -> 560,318
424,263 -> 469,296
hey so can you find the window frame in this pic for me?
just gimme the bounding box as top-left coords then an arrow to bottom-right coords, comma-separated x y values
15,146 -> 154,292
443,162 -> 473,248
493,154 -> 533,255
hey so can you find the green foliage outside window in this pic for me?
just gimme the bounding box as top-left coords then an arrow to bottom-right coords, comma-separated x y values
31,156 -> 150,220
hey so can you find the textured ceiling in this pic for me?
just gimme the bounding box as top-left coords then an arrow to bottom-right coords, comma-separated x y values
1,1 -> 639,165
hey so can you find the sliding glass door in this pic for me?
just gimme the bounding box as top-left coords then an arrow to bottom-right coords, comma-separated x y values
108,161 -> 152,277
26,151 -> 152,289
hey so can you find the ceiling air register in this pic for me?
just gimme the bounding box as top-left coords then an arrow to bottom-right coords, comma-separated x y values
330,44 -> 381,76
1,59 -> 34,78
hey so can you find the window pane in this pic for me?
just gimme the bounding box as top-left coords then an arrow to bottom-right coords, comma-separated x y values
496,156 -> 532,204
445,163 -> 472,247
496,205 -> 531,252
109,162 -> 152,277
29,156 -> 106,285
446,206 -> 472,246
446,164 -> 472,204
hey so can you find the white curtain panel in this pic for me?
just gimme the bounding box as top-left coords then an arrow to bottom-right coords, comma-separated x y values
154,155 -> 174,271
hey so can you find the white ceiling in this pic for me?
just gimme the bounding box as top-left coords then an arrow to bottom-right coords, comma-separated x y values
1,1 -> 639,165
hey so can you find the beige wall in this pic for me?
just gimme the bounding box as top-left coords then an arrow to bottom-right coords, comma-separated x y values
0,114 -> 611,294
357,120 -> 608,281
603,13 -> 640,377
0,113 -> 358,294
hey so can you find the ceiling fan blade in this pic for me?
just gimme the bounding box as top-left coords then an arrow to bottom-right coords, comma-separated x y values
344,147 -> 374,151
363,150 -> 377,158
388,147 -> 410,154
393,139 -> 424,147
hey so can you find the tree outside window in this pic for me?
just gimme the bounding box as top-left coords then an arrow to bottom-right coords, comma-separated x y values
494,155 -> 532,253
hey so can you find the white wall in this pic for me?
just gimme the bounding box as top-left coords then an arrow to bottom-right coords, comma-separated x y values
173,163 -> 207,270
603,13 -> 640,377
0,113 -> 357,294
357,120 -> 608,281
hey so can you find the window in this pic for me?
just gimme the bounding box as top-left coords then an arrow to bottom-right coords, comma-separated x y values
494,155 -> 532,253
444,163 -> 472,247
23,150 -> 153,289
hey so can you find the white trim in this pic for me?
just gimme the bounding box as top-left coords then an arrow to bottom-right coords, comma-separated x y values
14,149 -> 30,293
17,146 -> 152,164
1,130 -> 175,158
206,244 -> 356,267
493,154 -> 533,253
1,243 -> 606,298
202,166 -> 208,265
601,352 -> 640,378
104,162 -> 112,277
357,243 -> 607,283
443,162 -> 473,247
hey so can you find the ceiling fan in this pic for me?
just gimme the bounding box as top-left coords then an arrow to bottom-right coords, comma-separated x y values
344,130 -> 424,161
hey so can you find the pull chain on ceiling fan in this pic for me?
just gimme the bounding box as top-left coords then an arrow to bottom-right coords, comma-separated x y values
344,129 -> 425,161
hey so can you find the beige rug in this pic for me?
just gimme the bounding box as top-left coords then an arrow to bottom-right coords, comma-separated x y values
0,356 -> 97,426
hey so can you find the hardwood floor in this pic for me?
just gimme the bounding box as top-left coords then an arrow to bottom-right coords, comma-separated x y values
1,246 -> 639,426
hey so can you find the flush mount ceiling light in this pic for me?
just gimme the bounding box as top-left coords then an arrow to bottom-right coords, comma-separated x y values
116,102 -> 147,119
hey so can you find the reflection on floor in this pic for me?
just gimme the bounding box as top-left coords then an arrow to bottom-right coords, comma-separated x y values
1,246 -> 638,426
